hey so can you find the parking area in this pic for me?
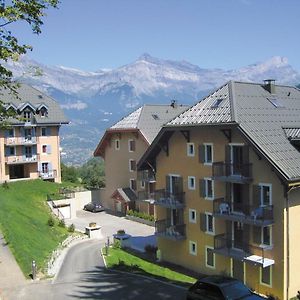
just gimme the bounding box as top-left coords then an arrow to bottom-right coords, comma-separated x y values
65,210 -> 156,251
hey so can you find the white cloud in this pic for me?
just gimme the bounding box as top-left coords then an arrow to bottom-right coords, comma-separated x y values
60,101 -> 88,110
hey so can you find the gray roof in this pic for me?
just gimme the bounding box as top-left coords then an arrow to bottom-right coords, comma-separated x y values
0,83 -> 68,125
111,103 -> 189,144
168,81 -> 300,181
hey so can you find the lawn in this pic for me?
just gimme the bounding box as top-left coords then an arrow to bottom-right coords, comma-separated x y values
0,179 -> 73,277
103,246 -> 196,286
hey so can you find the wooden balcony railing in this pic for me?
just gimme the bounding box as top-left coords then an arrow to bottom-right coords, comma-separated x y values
155,219 -> 186,240
212,162 -> 252,183
213,198 -> 274,226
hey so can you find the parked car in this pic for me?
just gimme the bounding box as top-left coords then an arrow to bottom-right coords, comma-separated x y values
83,202 -> 104,213
186,275 -> 267,300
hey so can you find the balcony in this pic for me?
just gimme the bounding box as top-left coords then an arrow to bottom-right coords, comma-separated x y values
4,136 -> 37,145
155,219 -> 186,240
212,162 -> 252,183
5,155 -> 39,164
39,170 -> 57,180
213,234 -> 274,267
213,198 -> 274,226
137,191 -> 155,202
138,170 -> 156,183
153,189 -> 185,208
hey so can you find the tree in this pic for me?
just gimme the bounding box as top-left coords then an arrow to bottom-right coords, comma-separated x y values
79,158 -> 105,189
0,0 -> 59,120
61,163 -> 79,184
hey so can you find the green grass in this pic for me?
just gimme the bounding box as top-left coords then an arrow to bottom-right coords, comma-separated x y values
0,179 -> 72,277
103,246 -> 196,286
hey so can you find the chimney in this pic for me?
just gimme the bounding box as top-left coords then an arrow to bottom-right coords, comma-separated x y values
263,79 -> 276,94
170,99 -> 177,108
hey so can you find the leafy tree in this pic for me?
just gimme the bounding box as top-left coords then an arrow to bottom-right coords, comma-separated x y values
0,0 -> 59,120
79,157 -> 105,189
61,163 -> 79,184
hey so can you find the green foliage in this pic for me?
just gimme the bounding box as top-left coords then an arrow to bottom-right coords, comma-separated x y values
61,163 -> 79,184
2,181 -> 9,189
0,0 -> 59,120
0,180 -> 69,276
67,224 -> 75,233
112,239 -> 121,249
58,219 -> 65,228
47,216 -> 55,227
79,157 -> 105,188
127,209 -> 155,222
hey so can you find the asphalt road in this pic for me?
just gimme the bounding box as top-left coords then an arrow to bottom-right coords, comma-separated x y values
6,240 -> 187,300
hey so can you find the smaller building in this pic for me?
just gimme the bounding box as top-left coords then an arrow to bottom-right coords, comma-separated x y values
94,102 -> 188,214
0,84 -> 68,183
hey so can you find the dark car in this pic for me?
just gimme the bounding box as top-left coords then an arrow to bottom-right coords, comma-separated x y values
83,202 -> 104,213
186,275 -> 267,300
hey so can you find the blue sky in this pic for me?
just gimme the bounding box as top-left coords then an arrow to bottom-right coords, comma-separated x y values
9,0 -> 300,72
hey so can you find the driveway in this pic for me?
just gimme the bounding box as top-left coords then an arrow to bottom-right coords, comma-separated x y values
65,210 -> 156,252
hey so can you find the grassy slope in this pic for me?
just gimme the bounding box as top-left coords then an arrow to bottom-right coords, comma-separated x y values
104,247 -> 196,285
0,180 -> 69,276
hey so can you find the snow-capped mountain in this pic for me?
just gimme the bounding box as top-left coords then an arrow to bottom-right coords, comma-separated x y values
5,54 -> 300,165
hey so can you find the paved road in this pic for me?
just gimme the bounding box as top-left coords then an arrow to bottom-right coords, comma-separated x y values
5,240 -> 186,300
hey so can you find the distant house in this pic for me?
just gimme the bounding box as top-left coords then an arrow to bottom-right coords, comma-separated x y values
138,80 -> 300,300
0,84 -> 68,183
94,102 -> 188,214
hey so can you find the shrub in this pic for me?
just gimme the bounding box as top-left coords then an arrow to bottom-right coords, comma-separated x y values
126,210 -> 154,222
68,223 -> 75,232
47,216 -> 55,227
113,239 -> 121,249
117,229 -> 125,235
58,219 -> 65,228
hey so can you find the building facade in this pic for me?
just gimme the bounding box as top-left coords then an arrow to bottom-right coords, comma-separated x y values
138,81 -> 300,300
94,103 -> 188,214
0,84 -> 68,183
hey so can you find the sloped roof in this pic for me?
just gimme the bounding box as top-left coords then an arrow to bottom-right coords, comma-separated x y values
0,83 -> 68,125
94,103 -> 188,157
167,81 -> 300,181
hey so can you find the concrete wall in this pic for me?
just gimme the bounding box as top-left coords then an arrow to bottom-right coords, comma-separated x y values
154,126 -> 285,299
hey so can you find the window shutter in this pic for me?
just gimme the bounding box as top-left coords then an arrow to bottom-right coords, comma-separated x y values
225,182 -> 231,201
226,220 -> 232,240
166,175 -> 171,192
132,140 -> 136,151
198,145 -> 205,163
4,130 -> 9,138
32,145 -> 37,155
252,185 -> 261,208
32,127 -> 36,137
200,213 -> 207,232
48,162 -> 53,171
47,145 -> 52,154
225,145 -> 231,163
46,127 -> 51,136
22,146 -> 26,159
199,179 -> 206,198
253,226 -> 261,244
177,176 -> 183,194
37,162 -> 42,172
20,127 -> 25,137
5,146 -> 10,156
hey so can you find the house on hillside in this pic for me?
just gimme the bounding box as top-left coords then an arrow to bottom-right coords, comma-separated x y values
138,80 -> 300,300
0,84 -> 68,183
94,102 -> 188,214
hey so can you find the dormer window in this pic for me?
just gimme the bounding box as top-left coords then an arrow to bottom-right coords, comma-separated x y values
23,111 -> 32,120
40,108 -> 48,117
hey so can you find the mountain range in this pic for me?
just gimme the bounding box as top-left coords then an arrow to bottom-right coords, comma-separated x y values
5,54 -> 300,165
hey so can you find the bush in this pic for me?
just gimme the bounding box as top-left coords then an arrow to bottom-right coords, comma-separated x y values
113,239 -> 121,249
58,219 -> 65,228
117,229 -> 125,235
127,209 -> 154,222
68,224 -> 75,232
47,216 -> 55,227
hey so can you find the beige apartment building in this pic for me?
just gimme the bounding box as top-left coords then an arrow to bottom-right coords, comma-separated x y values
0,84 -> 68,183
94,103 -> 188,214
138,80 -> 300,300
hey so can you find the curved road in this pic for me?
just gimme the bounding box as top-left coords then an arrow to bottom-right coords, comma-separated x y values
6,240 -> 186,300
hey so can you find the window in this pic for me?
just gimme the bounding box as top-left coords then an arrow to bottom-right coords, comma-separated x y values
23,110 -> 32,120
211,98 -> 223,108
8,146 -> 15,156
204,143 -> 213,164
267,97 -> 284,108
25,146 -> 32,158
189,209 -> 197,223
205,246 -> 215,268
130,179 -> 137,191
205,213 -> 215,234
7,128 -> 14,138
41,127 -> 47,136
140,180 -> 145,189
204,178 -> 214,200
129,159 -> 136,172
188,176 -> 196,190
189,241 -> 197,255
42,162 -> 49,173
261,226 -> 272,246
115,139 -> 120,150
260,184 -> 272,206
128,139 -> 135,152
260,266 -> 272,287
187,143 -> 195,157
42,145 -> 47,153
40,108 -> 48,117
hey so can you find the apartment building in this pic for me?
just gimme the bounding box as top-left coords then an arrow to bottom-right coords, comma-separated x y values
0,84 -> 68,183
138,80 -> 300,300
94,103 -> 188,214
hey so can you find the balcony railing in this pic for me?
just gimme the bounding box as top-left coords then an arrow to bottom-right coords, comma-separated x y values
153,189 -> 185,208
213,198 -> 274,226
138,170 -> 156,182
213,234 -> 274,267
212,162 -> 252,183
155,219 -> 186,240
4,136 -> 37,145
5,155 -> 39,164
137,191 -> 155,202
39,170 -> 57,180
